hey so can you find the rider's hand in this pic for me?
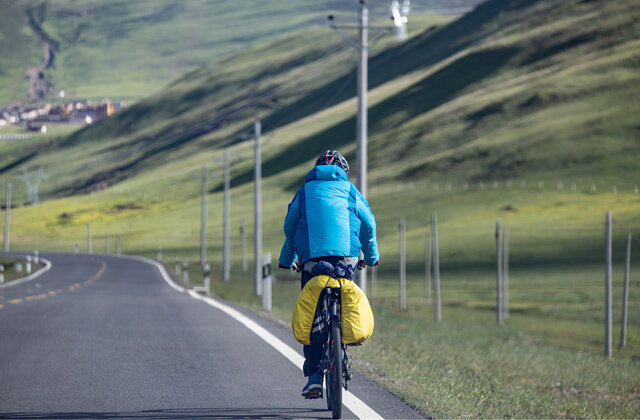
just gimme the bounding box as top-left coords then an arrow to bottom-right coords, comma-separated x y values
279,262 -> 300,271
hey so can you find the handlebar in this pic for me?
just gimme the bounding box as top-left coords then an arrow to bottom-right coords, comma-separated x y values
279,259 -> 378,272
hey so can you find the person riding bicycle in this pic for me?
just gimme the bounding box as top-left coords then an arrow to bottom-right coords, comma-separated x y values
278,150 -> 379,398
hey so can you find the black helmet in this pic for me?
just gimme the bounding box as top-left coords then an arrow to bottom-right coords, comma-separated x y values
315,150 -> 349,174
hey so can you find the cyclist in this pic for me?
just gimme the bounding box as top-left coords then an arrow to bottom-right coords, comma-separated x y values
278,150 -> 379,398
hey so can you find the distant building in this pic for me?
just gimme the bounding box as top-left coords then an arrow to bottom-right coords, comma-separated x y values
26,123 -> 47,133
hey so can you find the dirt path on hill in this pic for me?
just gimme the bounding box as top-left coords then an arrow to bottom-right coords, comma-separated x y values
24,6 -> 58,100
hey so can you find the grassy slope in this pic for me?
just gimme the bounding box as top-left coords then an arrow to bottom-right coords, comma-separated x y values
0,0 -> 482,104
2,0 -> 640,417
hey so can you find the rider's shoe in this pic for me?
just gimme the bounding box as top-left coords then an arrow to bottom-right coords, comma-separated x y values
301,371 -> 323,399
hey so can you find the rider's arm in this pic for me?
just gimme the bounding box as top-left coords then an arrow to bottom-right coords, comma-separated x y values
279,192 -> 300,267
354,187 -> 379,265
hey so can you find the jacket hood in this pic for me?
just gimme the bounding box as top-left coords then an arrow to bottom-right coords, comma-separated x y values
305,165 -> 348,182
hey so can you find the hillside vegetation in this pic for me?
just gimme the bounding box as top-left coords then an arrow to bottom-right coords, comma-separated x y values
1,0 -> 638,200
0,0 -> 481,104
2,0 -> 640,417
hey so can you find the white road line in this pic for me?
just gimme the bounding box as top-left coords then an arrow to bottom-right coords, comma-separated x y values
134,255 -> 384,420
0,256 -> 52,290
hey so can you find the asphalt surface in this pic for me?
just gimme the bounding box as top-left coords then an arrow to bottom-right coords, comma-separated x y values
0,252 -> 427,419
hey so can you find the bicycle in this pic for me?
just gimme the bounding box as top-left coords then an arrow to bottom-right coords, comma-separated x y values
320,260 -> 367,419
288,259 -> 370,419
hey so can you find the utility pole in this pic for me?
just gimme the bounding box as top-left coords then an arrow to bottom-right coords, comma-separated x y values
3,181 -> 10,251
223,148 -> 231,282
200,166 -> 207,266
353,2 -> 369,199
329,1 -> 406,291
254,120 -> 263,296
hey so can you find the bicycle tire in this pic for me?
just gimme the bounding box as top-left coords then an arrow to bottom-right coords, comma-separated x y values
328,315 -> 342,419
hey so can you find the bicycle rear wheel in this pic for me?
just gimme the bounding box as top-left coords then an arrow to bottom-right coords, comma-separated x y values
326,316 -> 342,419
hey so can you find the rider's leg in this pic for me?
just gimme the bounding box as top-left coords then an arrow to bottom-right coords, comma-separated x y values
301,266 -> 323,377
303,343 -> 324,376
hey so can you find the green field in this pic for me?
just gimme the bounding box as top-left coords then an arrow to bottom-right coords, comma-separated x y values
1,0 -> 640,417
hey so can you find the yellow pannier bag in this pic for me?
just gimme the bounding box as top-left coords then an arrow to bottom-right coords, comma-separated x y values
292,275 -> 374,345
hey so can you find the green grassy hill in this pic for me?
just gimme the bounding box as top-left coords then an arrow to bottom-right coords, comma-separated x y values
2,0 -> 640,417
0,0 -> 481,104
2,0 -> 638,199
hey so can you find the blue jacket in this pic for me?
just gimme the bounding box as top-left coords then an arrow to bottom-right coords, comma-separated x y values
279,165 -> 379,266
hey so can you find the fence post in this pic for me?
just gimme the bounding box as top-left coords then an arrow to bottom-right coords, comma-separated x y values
620,232 -> 631,348
370,265 -> 377,298
223,148 -> 231,282
399,218 -> 406,311
87,222 -> 92,254
3,181 -> 10,252
262,252 -> 272,311
432,213 -> 441,322
605,211 -> 612,358
496,219 -> 503,325
503,228 -> 509,319
241,220 -> 247,272
424,228 -> 431,305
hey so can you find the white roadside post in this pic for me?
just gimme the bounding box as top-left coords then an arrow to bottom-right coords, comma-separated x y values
0,265 -> 4,284
183,261 -> 189,284
15,262 -> 23,273
26,256 -> 32,274
33,250 -> 39,264
157,247 -> 163,261
75,242 -> 79,254
262,252 -> 272,311
175,257 -> 181,274
203,263 -> 211,297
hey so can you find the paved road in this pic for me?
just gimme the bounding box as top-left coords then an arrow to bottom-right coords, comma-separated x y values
0,253 -> 426,419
